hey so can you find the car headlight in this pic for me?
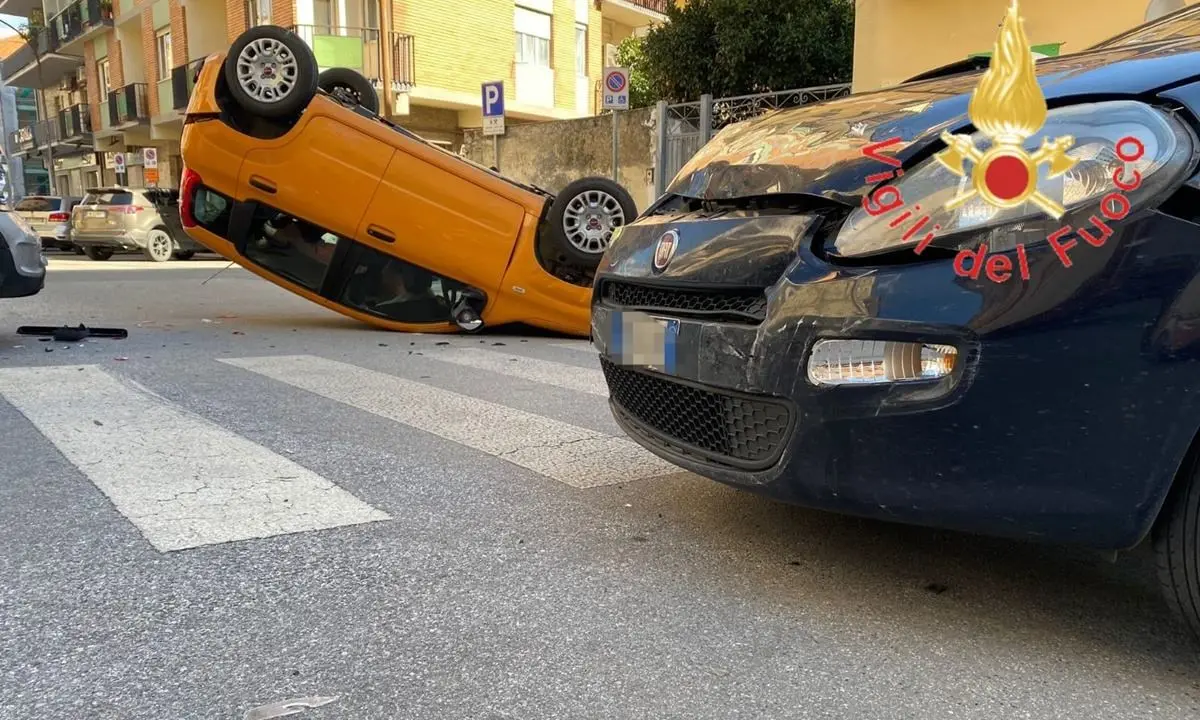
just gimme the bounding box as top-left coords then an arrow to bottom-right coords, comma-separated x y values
831,100 -> 1196,258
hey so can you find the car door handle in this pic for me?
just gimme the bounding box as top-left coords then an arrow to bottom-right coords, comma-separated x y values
367,225 -> 395,243
249,175 -> 276,194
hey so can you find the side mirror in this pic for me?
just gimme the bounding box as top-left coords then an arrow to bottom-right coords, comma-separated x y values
450,289 -> 485,333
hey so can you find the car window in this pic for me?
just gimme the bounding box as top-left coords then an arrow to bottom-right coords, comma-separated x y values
243,211 -> 340,292
83,191 -> 134,205
192,187 -> 232,235
14,197 -> 60,211
1089,6 -> 1200,49
336,244 -> 463,324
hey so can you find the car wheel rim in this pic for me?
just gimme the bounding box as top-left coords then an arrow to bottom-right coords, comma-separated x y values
563,190 -> 624,255
148,231 -> 172,260
236,37 -> 299,103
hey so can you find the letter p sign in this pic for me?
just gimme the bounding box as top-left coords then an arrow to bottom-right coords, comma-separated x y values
481,81 -> 505,136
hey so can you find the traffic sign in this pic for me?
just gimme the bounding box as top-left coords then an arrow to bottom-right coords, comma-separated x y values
113,152 -> 125,172
142,147 -> 157,169
482,81 -> 505,136
602,67 -> 630,110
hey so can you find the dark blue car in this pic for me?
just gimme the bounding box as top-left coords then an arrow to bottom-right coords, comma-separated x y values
592,6 -> 1200,640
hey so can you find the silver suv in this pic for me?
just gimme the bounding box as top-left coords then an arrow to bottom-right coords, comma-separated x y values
70,186 -> 204,262
13,195 -> 84,252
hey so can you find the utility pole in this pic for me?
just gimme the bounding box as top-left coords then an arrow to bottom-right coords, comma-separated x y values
379,0 -> 395,119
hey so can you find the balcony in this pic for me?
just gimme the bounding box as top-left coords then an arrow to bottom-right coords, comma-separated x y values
602,0 -> 671,26
50,0 -> 114,54
0,26 -> 83,90
108,83 -> 149,128
7,118 -> 61,157
171,59 -> 207,112
290,25 -> 415,93
58,103 -> 93,143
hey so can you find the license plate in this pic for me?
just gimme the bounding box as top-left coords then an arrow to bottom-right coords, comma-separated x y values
86,211 -> 105,218
610,310 -> 679,374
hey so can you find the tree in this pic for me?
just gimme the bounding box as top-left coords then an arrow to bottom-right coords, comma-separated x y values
640,0 -> 854,103
615,36 -> 655,109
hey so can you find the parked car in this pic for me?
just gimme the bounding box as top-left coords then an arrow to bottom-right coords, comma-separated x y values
69,186 -> 206,262
592,5 -> 1200,639
13,195 -> 84,252
0,207 -> 46,297
176,25 -> 636,337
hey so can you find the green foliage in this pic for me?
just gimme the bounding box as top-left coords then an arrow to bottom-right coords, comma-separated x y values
640,0 -> 855,103
615,36 -> 656,109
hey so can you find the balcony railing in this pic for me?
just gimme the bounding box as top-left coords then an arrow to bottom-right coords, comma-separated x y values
58,103 -> 92,140
7,118 -> 61,155
626,0 -> 672,13
50,0 -> 114,49
108,83 -> 148,126
171,58 -> 206,111
0,26 -> 60,80
290,25 -> 415,92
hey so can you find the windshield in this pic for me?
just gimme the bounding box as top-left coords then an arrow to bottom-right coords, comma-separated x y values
1088,6 -> 1200,50
14,197 -> 60,211
83,190 -> 134,205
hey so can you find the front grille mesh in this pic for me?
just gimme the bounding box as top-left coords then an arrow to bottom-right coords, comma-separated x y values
601,281 -> 767,322
601,358 -> 792,469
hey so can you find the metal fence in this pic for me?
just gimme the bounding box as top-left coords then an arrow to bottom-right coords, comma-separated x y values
653,84 -> 852,196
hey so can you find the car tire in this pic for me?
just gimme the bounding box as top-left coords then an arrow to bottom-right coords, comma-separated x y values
175,250 -> 196,260
83,247 -> 113,261
144,228 -> 175,262
72,245 -> 84,255
546,177 -> 637,269
1153,450 -> 1200,642
318,67 -> 380,114
223,25 -> 318,119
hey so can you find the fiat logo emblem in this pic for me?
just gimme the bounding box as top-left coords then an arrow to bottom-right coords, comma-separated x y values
653,229 -> 679,272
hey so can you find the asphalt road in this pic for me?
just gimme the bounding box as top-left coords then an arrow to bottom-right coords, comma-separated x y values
2,252 -> 1198,720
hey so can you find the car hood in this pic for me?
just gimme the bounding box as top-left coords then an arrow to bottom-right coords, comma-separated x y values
665,39 -> 1200,203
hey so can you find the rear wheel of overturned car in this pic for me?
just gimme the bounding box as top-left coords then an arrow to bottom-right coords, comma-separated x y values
317,67 -> 380,114
144,228 -> 175,262
1152,453 -> 1200,642
83,247 -> 113,261
223,25 -> 318,119
546,177 -> 637,269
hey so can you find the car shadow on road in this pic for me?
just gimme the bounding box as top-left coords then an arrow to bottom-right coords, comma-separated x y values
621,476 -> 1200,672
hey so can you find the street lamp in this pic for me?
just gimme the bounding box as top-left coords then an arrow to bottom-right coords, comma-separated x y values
0,16 -> 55,196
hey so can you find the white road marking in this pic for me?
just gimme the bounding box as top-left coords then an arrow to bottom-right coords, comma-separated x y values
550,341 -> 597,354
220,355 -> 680,488
428,347 -> 607,396
0,365 -> 390,552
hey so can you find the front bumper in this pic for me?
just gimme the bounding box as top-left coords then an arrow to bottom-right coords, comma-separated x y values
592,209 -> 1200,550
0,236 -> 47,297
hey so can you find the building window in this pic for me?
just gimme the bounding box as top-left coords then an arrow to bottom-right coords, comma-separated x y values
575,23 -> 586,76
156,31 -> 172,80
514,7 -> 551,67
97,59 -> 110,92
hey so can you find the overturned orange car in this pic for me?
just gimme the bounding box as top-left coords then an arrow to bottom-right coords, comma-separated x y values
178,25 -> 636,336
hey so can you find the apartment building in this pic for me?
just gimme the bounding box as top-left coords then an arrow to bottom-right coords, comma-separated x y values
0,0 -> 672,195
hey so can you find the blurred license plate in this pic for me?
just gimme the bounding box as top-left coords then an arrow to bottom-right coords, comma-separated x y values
610,311 -> 679,373
86,211 -> 105,218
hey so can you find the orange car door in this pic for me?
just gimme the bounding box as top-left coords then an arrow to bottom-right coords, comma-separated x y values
355,146 -> 524,297
237,110 -> 395,241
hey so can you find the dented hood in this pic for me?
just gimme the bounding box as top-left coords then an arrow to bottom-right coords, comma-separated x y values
666,39 -> 1200,203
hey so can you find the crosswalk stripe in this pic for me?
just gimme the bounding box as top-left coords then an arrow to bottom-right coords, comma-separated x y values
549,341 -> 597,354
219,355 -> 680,489
427,347 -> 607,397
0,365 -> 390,552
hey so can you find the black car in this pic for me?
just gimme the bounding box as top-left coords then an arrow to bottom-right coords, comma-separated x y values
592,6 -> 1200,640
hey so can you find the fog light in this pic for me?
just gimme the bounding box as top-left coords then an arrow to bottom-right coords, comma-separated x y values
807,339 -> 957,386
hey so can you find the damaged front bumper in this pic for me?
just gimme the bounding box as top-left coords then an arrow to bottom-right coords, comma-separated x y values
590,207 -> 1197,550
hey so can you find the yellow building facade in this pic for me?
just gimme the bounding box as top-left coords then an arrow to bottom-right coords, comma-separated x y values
1,0 -> 672,193
853,0 -> 1200,93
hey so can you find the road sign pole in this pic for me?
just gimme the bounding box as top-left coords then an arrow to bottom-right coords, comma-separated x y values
612,110 -> 618,182
493,134 -> 500,172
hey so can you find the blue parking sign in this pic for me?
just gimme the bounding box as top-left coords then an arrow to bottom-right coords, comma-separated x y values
482,81 -> 505,136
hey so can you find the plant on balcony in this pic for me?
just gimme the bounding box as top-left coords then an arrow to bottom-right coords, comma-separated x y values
639,0 -> 854,102
98,0 -> 114,20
